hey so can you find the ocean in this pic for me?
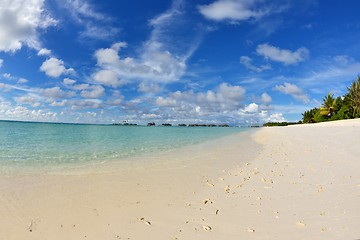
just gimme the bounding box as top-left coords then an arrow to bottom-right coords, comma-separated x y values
0,121 -> 246,172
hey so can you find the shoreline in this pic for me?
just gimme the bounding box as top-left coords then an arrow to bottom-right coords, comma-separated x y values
0,128 -> 255,176
1,120 -> 359,239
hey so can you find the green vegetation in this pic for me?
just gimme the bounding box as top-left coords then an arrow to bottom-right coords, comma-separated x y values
264,76 -> 360,127
302,76 -> 360,123
263,122 -> 301,127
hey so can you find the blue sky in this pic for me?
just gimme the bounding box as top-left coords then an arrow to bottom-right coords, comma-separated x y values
0,0 -> 360,125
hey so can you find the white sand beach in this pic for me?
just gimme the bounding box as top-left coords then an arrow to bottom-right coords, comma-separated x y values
1,119 -> 360,239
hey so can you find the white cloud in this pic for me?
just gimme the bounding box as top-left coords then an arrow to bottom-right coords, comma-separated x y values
261,92 -> 272,104
93,69 -> 123,88
156,82 -> 246,117
240,56 -> 271,72
0,100 -> 57,122
40,86 -> 75,99
92,1 -> 198,87
62,0 -> 107,22
274,82 -> 309,103
138,82 -> 162,94
80,85 -> 105,99
50,100 -> 67,107
63,78 -> 76,85
70,99 -> 103,110
0,82 -> 13,91
266,113 -> 286,122
300,56 -> 360,87
38,48 -> 52,56
2,73 -> 12,79
40,57 -> 75,78
244,103 -> 259,113
256,43 -> 309,65
93,40 -> 187,85
14,94 -> 41,107
18,78 -> 29,84
60,0 -> 119,40
0,0 -> 57,52
198,0 -> 266,22
72,84 -> 89,91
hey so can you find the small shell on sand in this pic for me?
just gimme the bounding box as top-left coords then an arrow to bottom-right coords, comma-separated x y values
247,228 -> 255,233
138,217 -> 151,226
296,221 -> 306,227
206,181 -> 215,187
202,225 -> 212,231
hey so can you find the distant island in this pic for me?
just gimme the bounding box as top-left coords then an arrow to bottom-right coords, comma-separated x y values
112,122 -> 230,127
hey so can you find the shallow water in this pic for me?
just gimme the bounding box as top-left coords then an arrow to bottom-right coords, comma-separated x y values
0,121 -> 247,171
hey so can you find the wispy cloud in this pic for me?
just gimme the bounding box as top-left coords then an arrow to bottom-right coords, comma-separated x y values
58,0 -> 119,40
240,56 -> 271,72
92,0 -> 202,87
274,82 -> 309,103
302,56 -> 360,85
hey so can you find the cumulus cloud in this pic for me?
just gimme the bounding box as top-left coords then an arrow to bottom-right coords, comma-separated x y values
0,82 -> 13,91
40,86 -> 75,99
0,0 -> 57,52
274,82 -> 309,103
198,0 -> 267,22
261,92 -> 272,104
0,100 -> 57,122
38,48 -> 52,56
92,41 -> 187,86
244,103 -> 259,113
80,85 -> 105,99
14,94 -> 41,107
138,82 -> 162,94
266,113 -> 286,122
240,56 -> 271,72
256,43 -> 309,65
156,82 -> 246,118
50,100 -> 67,107
63,78 -> 76,85
40,58 -> 75,78
93,69 -> 124,88
70,99 -> 103,110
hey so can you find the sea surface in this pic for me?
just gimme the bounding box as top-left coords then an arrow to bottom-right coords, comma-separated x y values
0,121 -> 247,172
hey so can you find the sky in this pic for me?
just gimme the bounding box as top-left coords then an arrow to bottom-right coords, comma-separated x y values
0,0 -> 360,125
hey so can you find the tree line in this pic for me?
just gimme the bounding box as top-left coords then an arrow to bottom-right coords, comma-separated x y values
302,76 -> 360,123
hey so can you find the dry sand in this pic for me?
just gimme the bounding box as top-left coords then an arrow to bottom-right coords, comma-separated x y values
0,119 -> 360,239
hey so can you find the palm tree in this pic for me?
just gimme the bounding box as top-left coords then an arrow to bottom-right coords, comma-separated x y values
320,93 -> 337,117
347,76 -> 360,118
302,108 -> 318,123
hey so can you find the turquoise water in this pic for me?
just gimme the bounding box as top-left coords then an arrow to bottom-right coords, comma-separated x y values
0,121 -> 246,171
